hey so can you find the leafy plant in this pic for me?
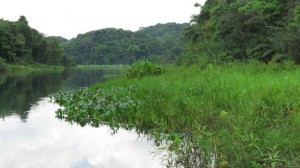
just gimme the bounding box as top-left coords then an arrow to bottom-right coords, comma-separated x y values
126,61 -> 165,78
51,86 -> 141,127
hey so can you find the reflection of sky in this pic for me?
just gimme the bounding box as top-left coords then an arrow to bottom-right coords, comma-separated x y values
0,98 -> 163,168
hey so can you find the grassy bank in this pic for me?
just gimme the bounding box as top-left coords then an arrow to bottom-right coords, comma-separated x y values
5,64 -> 66,73
53,62 -> 300,167
0,64 -> 66,82
76,64 -> 128,69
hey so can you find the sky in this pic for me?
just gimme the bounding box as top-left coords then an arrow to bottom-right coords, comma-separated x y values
0,0 -> 206,39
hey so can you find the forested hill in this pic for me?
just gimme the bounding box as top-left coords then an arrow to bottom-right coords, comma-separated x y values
64,23 -> 189,64
181,0 -> 300,65
0,16 -> 75,66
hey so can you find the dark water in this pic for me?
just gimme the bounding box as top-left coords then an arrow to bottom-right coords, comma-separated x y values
0,69 -> 162,168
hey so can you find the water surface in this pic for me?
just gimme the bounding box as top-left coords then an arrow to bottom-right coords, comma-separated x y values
0,68 -> 162,168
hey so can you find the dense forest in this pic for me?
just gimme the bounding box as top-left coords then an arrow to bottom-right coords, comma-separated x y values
2,0 -> 299,68
181,0 -> 300,65
0,16 -> 75,67
64,23 -> 189,64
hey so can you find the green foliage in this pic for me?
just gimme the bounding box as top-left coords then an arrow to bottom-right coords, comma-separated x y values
64,23 -> 189,65
0,16 -> 75,66
182,0 -> 300,64
0,57 -> 6,71
274,23 -> 300,63
126,61 -> 165,78
52,86 -> 141,127
52,63 -> 300,167
239,0 -> 283,22
295,3 -> 300,22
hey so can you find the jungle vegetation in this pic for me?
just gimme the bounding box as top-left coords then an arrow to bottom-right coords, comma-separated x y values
181,0 -> 300,65
63,23 -> 189,65
0,16 -> 75,68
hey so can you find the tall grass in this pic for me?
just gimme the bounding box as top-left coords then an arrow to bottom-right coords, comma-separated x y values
54,62 -> 300,167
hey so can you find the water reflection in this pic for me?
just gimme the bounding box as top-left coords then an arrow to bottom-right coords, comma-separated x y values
0,70 -> 73,120
63,69 -> 119,90
0,68 -> 119,121
0,98 -> 162,168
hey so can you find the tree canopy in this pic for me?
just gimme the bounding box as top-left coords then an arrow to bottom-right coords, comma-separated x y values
64,23 -> 189,64
181,0 -> 300,64
0,16 -> 75,66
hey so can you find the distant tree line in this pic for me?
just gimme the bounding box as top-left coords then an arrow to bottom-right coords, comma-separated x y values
0,16 -> 75,66
64,23 -> 189,64
181,0 -> 300,64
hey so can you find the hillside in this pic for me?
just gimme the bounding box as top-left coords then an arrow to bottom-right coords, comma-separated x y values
64,23 -> 189,64
181,0 -> 300,64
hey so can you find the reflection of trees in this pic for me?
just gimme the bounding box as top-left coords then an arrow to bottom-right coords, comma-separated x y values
0,70 -> 74,121
0,69 -> 119,121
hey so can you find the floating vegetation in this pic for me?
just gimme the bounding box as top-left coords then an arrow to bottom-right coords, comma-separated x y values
52,86 -> 141,128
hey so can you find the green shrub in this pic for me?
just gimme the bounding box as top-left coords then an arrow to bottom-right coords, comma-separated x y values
126,61 -> 165,78
0,58 -> 7,72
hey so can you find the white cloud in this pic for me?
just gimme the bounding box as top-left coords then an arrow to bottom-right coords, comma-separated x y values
0,0 -> 206,39
0,98 -> 163,168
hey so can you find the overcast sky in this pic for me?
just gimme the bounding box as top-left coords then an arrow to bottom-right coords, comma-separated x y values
0,0 -> 206,39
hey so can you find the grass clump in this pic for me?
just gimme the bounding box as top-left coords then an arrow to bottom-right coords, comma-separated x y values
52,62 -> 300,167
126,61 -> 165,78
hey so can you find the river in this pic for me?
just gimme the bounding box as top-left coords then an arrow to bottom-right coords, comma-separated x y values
0,68 -> 162,168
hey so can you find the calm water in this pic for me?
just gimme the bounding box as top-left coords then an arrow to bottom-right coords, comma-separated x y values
0,69 -> 162,168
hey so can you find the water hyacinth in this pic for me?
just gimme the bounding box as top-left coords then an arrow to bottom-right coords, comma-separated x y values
51,86 -> 141,127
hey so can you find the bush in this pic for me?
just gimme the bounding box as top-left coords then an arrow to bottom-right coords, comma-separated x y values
126,61 -> 165,78
274,23 -> 300,63
0,58 -> 7,72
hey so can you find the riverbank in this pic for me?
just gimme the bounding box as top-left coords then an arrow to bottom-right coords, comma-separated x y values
53,62 -> 300,167
0,64 -> 67,83
5,64 -> 66,73
76,64 -> 128,69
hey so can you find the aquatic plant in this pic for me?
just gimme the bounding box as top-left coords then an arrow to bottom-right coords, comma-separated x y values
52,86 -> 141,128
